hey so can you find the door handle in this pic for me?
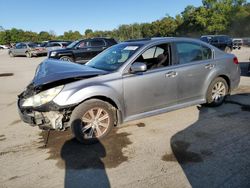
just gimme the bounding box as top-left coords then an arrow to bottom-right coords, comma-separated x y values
205,64 -> 215,69
166,71 -> 178,78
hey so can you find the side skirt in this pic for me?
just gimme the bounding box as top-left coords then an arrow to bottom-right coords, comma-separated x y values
123,99 -> 206,123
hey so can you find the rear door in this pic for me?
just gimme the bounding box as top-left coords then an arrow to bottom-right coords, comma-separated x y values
173,41 -> 214,103
88,39 -> 107,58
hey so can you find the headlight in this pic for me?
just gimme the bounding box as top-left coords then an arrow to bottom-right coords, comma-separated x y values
22,85 -> 64,107
50,51 -> 57,57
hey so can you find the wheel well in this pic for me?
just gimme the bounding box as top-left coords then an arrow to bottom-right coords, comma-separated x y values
59,54 -> 74,59
217,75 -> 231,91
82,96 -> 120,125
86,96 -> 118,109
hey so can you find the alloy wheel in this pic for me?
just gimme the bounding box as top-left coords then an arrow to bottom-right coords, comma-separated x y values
81,107 -> 110,139
211,81 -> 226,102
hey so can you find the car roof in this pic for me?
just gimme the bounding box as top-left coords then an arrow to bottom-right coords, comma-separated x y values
201,35 -> 230,38
120,37 -> 204,46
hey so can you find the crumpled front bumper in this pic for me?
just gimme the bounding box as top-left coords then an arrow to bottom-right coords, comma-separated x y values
17,97 -> 75,130
17,99 -> 50,128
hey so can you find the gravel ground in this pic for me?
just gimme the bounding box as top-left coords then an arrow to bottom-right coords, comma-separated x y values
0,48 -> 249,188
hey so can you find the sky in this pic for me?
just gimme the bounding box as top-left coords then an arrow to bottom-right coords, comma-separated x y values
1,0 -> 208,35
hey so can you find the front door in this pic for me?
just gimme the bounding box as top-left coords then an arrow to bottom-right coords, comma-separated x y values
74,40 -> 92,63
123,43 -> 178,119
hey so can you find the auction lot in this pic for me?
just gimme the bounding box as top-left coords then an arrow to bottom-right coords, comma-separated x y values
0,48 -> 250,188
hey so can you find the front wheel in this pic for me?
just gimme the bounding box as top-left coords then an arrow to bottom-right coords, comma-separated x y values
206,77 -> 228,106
9,52 -> 14,57
70,99 -> 115,144
26,52 -> 32,58
59,56 -> 73,62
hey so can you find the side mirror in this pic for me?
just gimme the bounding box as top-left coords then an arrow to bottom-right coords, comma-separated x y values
130,62 -> 147,73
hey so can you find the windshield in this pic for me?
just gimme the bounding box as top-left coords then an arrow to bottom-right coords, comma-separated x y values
67,40 -> 79,48
86,43 -> 142,71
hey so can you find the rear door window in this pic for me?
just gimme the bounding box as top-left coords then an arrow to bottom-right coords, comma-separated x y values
89,40 -> 105,47
176,42 -> 212,64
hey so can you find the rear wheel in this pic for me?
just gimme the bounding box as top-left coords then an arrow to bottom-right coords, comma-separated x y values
70,99 -> 115,144
206,77 -> 228,106
60,56 -> 73,62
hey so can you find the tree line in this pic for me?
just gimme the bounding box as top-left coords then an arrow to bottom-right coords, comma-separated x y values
0,0 -> 249,45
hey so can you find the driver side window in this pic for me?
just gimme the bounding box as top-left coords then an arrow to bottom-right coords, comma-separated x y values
16,43 -> 22,49
134,43 -> 171,71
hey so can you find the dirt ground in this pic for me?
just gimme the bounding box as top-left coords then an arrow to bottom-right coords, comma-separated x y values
0,48 -> 250,188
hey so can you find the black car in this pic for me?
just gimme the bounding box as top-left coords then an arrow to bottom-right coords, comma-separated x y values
200,35 -> 233,53
48,38 -> 117,63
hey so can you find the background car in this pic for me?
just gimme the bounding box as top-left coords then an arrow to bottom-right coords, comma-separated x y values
8,42 -> 47,58
44,41 -> 72,52
200,35 -> 233,52
48,37 -> 117,63
0,45 -> 9,49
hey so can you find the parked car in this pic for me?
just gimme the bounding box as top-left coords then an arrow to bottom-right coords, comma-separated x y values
200,35 -> 233,52
0,45 -> 9,49
232,38 -> 243,49
40,40 -> 72,48
8,42 -> 47,58
48,37 -> 117,63
18,37 -> 240,144
45,41 -> 71,52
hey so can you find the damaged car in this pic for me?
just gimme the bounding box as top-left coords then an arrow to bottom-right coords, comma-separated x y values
18,37 -> 241,144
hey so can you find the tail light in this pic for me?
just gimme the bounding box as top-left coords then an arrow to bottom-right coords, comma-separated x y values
233,57 -> 239,64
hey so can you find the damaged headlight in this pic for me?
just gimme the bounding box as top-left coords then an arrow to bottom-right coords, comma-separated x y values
22,85 -> 64,107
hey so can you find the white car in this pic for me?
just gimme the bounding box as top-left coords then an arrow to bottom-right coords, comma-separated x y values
0,45 -> 9,49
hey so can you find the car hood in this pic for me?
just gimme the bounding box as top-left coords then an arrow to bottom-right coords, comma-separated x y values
32,59 -> 108,87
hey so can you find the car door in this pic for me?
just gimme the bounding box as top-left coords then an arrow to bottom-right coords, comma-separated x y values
123,43 -> 178,118
73,40 -> 91,63
88,39 -> 106,58
173,41 -> 214,103
20,43 -> 28,55
13,43 -> 23,55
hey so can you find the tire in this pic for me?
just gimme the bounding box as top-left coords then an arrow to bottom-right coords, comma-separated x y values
9,52 -> 14,57
59,56 -> 73,62
206,77 -> 228,107
26,52 -> 32,58
70,99 -> 115,144
224,46 -> 231,53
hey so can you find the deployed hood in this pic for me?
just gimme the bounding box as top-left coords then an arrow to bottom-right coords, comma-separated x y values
32,59 -> 108,87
